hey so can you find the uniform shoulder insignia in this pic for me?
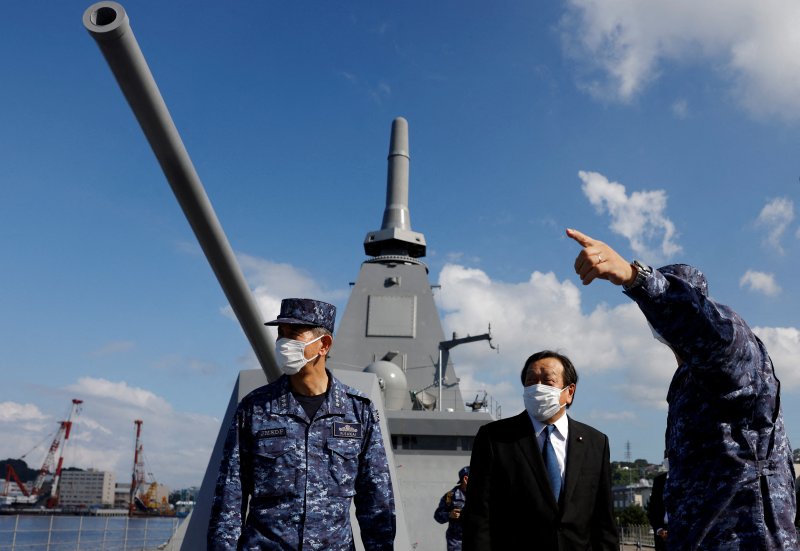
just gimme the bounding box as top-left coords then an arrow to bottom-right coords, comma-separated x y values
344,385 -> 370,400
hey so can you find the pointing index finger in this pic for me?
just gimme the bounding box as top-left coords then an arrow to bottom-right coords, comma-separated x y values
566,228 -> 594,248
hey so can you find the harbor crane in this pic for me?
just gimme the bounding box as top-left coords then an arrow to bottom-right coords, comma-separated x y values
30,398 -> 83,507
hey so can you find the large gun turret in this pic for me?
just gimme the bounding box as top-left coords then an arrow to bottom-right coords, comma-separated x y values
83,2 -> 279,381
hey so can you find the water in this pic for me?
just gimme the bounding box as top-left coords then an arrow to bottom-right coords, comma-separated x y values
0,515 -> 180,551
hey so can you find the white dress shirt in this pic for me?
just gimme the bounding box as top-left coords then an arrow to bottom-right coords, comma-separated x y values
529,412 -> 569,484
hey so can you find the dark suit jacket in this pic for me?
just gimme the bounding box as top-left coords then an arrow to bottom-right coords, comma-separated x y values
647,473 -> 667,551
462,412 -> 618,551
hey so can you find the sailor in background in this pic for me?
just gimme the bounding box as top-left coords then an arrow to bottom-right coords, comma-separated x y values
567,228 -> 797,550
207,298 -> 396,550
434,466 -> 469,551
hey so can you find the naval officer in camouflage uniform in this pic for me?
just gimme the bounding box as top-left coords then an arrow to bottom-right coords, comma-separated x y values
434,466 -> 469,551
567,228 -> 798,550
208,298 -> 396,550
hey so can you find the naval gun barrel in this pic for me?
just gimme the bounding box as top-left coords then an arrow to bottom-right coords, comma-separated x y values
83,2 -> 279,381
364,117 -> 427,258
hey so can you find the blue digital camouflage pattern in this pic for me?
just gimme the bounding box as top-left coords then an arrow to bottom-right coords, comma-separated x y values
264,298 -> 336,334
207,372 -> 395,550
624,266 -> 798,550
434,485 -> 466,551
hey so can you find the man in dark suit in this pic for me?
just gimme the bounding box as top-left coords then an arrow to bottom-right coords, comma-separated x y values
647,472 -> 668,551
462,350 -> 618,551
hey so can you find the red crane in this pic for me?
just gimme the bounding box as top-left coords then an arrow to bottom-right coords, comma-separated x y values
3,464 -> 30,497
32,398 -> 83,507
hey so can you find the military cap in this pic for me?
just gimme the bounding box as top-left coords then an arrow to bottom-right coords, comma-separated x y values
658,264 -> 708,297
264,298 -> 336,334
458,466 -> 470,481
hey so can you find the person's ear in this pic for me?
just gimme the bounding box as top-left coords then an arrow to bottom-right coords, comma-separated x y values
565,383 -> 575,405
318,334 -> 333,356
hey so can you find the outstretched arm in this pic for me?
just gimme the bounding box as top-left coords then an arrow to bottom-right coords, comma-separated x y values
566,227 -> 755,385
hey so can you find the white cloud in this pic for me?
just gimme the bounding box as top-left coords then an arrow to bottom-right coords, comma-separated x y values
578,170 -> 682,263
739,270 -> 781,296
69,378 -> 170,411
562,0 -> 800,120
237,254 -> 348,330
756,197 -> 794,253
752,327 -> 800,388
436,264 -> 676,415
0,402 -> 48,423
0,379 -> 220,489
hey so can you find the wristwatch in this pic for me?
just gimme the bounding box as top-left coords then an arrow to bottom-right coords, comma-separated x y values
623,260 -> 651,290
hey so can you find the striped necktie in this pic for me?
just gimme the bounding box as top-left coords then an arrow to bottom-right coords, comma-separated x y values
542,424 -> 561,501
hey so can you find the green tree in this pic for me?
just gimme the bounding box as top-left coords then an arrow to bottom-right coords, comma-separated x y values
616,505 -> 649,526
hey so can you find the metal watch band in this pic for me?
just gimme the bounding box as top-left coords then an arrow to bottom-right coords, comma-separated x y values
624,260 -> 651,290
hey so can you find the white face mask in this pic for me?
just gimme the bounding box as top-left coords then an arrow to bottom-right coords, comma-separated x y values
523,384 -> 568,422
275,335 -> 323,375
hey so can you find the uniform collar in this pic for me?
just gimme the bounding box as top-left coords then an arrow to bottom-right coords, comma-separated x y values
274,370 -> 348,419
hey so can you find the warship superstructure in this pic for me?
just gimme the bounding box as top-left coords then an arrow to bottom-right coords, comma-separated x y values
83,3 -> 498,549
328,117 -> 497,549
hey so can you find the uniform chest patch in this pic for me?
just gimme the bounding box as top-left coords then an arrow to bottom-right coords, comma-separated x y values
256,427 -> 287,439
333,422 -> 362,439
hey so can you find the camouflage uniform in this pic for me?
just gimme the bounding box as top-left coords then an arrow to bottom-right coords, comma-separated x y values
434,485 -> 466,551
624,264 -> 797,550
207,372 -> 396,550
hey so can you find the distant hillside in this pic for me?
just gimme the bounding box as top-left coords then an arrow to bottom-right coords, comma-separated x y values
1,458 -> 38,482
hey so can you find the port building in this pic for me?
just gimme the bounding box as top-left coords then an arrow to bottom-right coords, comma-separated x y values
58,469 -> 115,509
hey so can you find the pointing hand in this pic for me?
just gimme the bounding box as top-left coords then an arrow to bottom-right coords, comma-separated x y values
566,228 -> 636,286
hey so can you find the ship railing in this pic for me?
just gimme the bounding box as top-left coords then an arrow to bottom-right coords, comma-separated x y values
617,524 -> 656,548
0,513 -> 180,550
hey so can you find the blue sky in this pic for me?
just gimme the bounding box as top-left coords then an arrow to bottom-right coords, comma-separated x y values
2,1 -> 800,488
